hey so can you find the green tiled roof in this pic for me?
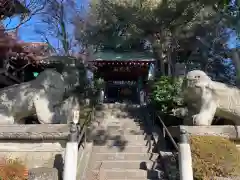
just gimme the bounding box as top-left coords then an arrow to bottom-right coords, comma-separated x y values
93,52 -> 154,61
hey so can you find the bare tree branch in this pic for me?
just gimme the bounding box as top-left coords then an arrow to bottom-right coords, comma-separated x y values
4,0 -> 48,31
34,0 -> 80,56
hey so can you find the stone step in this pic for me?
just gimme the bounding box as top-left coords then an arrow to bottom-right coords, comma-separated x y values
106,110 -> 139,115
106,134 -> 147,141
119,125 -> 146,131
103,103 -> 140,110
106,121 -> 146,128
107,124 -> 149,131
90,169 -> 161,179
93,136 -> 149,147
94,113 -> 105,120
121,120 -> 144,125
92,145 -> 152,153
107,126 -> 148,134
107,115 -> 146,122
100,120 -> 145,129
90,160 -> 155,170
108,110 -> 130,115
106,111 -> 139,116
110,117 -> 141,122
92,126 -> 146,136
91,152 -> 159,161
122,124 -> 151,131
89,129 -> 148,143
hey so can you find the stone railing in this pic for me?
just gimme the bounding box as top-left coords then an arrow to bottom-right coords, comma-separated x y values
0,124 -> 70,179
168,125 -> 240,140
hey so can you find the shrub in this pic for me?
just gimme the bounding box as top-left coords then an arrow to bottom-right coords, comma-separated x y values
79,104 -> 93,126
190,135 -> 240,180
150,76 -> 183,113
0,157 -> 28,180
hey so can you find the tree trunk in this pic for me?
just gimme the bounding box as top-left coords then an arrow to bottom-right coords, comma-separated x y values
230,48 -> 240,87
148,35 -> 165,77
153,48 -> 165,76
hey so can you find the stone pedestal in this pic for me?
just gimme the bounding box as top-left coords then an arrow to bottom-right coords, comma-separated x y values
29,167 -> 58,180
0,124 -> 69,169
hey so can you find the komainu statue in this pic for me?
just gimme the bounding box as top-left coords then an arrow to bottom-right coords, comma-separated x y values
179,70 -> 240,125
0,69 -> 79,124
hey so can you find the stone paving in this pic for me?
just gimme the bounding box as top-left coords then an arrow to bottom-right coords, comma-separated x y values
84,103 -> 165,180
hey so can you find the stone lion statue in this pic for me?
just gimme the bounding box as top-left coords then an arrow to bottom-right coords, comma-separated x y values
0,69 -> 80,124
178,70 -> 240,126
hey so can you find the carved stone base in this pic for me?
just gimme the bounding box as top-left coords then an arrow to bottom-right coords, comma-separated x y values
29,167 -> 58,180
0,125 -> 68,168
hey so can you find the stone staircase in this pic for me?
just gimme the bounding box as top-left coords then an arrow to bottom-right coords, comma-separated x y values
83,103 -> 165,180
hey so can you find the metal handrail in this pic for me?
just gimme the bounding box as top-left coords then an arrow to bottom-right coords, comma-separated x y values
78,106 -> 95,147
155,111 -> 179,151
155,110 -> 180,180
144,103 -> 179,179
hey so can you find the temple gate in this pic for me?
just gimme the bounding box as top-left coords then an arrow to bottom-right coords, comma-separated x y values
90,51 -> 155,104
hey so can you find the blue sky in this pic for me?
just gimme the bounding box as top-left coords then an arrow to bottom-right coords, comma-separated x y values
3,0 -> 88,49
228,30 -> 240,49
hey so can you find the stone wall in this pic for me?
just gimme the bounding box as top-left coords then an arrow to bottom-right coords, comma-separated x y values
168,125 -> 240,141
0,124 -> 69,170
